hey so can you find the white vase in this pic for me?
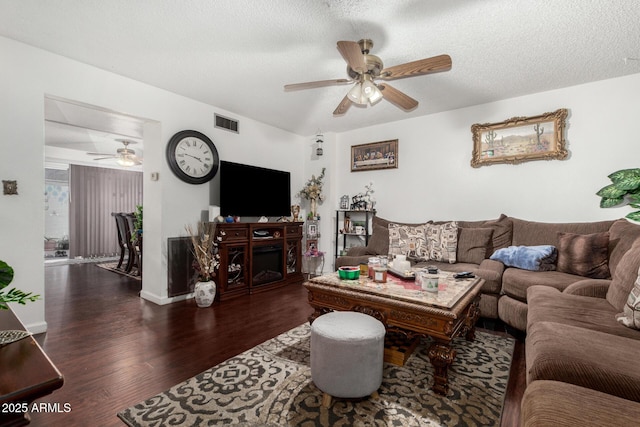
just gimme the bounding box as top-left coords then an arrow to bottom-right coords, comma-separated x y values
310,198 -> 317,218
194,280 -> 216,307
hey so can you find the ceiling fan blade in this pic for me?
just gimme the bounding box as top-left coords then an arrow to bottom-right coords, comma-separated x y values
284,78 -> 352,91
380,54 -> 452,80
337,41 -> 366,74
379,84 -> 419,111
93,156 -> 115,161
333,95 -> 352,116
87,152 -> 114,156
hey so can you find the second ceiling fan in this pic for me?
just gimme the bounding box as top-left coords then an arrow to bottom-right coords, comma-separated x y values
284,39 -> 452,116
87,139 -> 142,167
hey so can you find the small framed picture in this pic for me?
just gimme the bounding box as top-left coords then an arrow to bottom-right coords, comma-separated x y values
340,195 -> 350,210
351,139 -> 398,172
306,221 -> 318,238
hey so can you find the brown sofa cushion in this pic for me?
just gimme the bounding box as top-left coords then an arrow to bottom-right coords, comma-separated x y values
556,231 -> 610,279
521,380 -> 640,427
607,239 -> 640,312
364,224 -> 389,255
526,285 -> 640,339
457,227 -> 493,264
608,219 -> 640,275
526,321 -> 640,401
509,217 -> 614,247
502,269 -> 581,302
481,214 -> 512,255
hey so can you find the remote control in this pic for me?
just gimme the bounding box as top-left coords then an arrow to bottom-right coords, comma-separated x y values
454,272 -> 474,279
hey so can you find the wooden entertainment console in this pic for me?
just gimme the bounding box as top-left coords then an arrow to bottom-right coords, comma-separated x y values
213,222 -> 304,301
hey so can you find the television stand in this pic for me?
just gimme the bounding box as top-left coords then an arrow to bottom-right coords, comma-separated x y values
213,222 -> 304,300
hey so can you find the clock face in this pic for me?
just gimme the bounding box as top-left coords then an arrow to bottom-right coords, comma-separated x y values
166,130 -> 219,184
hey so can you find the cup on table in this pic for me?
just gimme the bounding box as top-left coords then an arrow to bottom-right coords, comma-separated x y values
421,273 -> 439,293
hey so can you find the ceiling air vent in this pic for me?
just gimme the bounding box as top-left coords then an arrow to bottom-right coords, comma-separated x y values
215,114 -> 239,133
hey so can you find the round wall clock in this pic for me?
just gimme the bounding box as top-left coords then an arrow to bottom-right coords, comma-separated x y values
166,130 -> 219,184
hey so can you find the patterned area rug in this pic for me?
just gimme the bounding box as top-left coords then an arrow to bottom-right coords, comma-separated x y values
118,324 -> 514,426
96,262 -> 141,280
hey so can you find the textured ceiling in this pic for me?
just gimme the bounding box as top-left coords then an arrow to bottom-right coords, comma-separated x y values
2,0 -> 640,138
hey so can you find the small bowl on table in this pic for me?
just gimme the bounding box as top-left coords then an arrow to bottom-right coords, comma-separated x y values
338,266 -> 360,280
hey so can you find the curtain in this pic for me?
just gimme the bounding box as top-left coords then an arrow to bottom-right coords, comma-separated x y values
69,165 -> 143,258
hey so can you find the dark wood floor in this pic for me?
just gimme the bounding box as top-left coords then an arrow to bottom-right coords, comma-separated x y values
30,263 -> 525,426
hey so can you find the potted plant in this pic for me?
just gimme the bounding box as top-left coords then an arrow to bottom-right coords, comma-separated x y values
1,260 -> 40,310
597,168 -> 640,221
131,204 -> 143,243
186,222 -> 220,307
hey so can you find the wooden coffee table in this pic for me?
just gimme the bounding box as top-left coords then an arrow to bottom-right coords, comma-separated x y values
304,271 -> 484,395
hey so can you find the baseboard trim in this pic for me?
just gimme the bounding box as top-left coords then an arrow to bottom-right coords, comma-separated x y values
140,290 -> 194,305
25,321 -> 48,335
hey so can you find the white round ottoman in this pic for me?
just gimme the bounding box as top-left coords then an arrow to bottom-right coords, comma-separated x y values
310,311 -> 386,407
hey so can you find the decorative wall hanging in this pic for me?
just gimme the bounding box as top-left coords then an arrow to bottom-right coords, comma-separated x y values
351,139 -> 398,172
470,108 -> 568,168
2,180 -> 17,195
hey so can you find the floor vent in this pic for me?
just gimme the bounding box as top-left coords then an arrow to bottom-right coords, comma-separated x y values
215,114 -> 239,133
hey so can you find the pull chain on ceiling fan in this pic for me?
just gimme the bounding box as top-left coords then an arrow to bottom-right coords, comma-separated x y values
284,39 -> 452,116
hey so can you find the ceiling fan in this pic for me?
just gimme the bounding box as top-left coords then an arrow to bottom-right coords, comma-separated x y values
87,139 -> 142,167
284,39 -> 452,116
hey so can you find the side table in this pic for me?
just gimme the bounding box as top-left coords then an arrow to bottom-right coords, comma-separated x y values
0,309 -> 64,426
303,254 -> 325,279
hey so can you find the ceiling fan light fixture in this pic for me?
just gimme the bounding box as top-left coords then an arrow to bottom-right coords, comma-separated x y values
362,80 -> 383,105
117,155 -> 136,167
347,82 -> 366,105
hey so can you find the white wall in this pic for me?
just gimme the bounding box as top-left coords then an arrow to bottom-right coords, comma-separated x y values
305,73 -> 640,267
324,74 -> 640,222
0,36 -> 306,331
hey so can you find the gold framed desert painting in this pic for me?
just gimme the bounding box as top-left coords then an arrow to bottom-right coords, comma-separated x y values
471,108 -> 568,168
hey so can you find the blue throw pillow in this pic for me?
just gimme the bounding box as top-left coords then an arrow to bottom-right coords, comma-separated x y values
490,245 -> 557,271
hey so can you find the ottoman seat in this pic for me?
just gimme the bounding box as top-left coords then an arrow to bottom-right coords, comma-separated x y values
310,311 -> 386,407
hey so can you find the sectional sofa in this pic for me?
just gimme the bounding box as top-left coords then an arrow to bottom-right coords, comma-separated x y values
335,213 -> 640,425
335,214 -> 640,330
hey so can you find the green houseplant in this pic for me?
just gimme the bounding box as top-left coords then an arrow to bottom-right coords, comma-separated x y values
597,168 -> 640,221
131,204 -> 143,243
0,260 -> 40,310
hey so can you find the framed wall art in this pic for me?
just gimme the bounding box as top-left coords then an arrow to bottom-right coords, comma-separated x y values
470,108 -> 568,168
351,139 -> 398,172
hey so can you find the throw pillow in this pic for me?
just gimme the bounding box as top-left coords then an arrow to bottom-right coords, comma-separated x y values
616,266 -> 640,329
425,221 -> 458,264
482,214 -> 513,254
388,223 -> 429,260
556,231 -> 610,279
490,245 -> 557,271
365,224 -> 390,255
457,228 -> 494,265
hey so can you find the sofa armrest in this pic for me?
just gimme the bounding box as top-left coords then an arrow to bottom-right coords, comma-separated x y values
563,279 -> 611,298
475,258 -> 505,283
346,246 -> 369,257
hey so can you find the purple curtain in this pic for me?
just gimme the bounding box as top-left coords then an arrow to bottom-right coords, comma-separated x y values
69,165 -> 143,258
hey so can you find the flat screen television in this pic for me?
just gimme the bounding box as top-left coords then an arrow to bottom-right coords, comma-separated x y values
219,161 -> 291,217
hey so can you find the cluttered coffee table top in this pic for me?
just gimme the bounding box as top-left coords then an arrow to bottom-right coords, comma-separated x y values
308,271 -> 481,309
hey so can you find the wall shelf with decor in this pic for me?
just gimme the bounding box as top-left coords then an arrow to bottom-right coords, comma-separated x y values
334,210 -> 373,269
